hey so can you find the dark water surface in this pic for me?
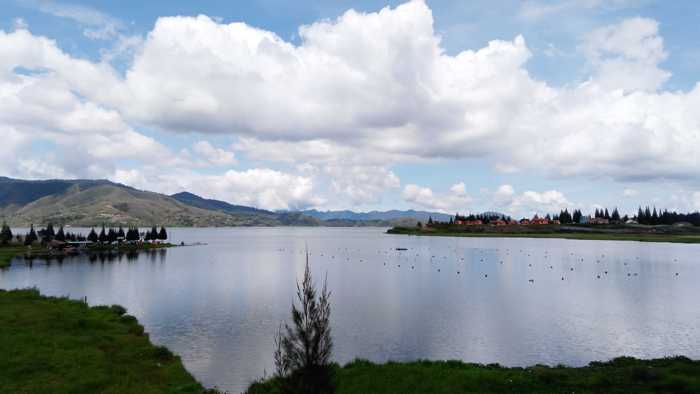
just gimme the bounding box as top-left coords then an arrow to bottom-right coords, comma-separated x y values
1,227 -> 699,393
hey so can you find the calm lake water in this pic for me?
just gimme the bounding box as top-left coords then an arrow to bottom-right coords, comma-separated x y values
1,227 -> 699,393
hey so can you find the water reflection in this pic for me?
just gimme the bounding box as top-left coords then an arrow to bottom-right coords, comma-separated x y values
1,228 -> 698,393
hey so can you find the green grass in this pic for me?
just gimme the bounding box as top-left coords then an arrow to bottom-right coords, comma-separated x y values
0,288 -> 215,394
247,357 -> 700,394
0,246 -> 25,268
387,227 -> 700,244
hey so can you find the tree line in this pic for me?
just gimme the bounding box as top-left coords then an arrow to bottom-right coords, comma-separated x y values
0,222 -> 168,246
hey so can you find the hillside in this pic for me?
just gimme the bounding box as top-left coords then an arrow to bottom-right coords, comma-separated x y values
0,177 -> 318,227
0,177 -> 433,227
171,192 -> 275,216
3,182 -> 283,227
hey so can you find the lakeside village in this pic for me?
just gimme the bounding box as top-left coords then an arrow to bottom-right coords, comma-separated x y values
422,206 -> 700,228
0,222 -> 173,258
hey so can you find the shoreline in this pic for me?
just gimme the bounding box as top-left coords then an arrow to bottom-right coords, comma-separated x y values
387,227 -> 700,244
0,242 -> 177,268
0,288 -> 218,393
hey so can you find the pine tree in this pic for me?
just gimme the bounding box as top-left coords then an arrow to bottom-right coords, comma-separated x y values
158,226 -> 168,241
0,222 -> 12,244
573,210 -> 582,224
107,228 -> 117,243
611,208 -> 620,222
149,226 -> 158,241
99,226 -> 107,243
87,228 -> 98,243
25,225 -> 37,246
118,226 -> 125,239
55,226 -> 66,242
604,208 -> 610,220
274,251 -> 333,393
45,223 -> 55,239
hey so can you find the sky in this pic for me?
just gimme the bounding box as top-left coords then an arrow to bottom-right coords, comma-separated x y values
1,0 -> 700,217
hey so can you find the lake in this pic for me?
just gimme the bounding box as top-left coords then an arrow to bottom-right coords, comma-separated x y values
1,227 -> 699,393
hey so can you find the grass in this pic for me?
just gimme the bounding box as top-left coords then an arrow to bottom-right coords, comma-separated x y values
247,357 -> 700,394
0,288 -> 216,394
0,246 -> 26,268
387,227 -> 700,244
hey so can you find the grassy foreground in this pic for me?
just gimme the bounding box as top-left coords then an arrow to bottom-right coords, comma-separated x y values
247,357 -> 700,394
387,227 -> 700,244
0,288 -> 214,394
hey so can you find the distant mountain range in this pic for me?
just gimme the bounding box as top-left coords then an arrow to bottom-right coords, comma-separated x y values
301,209 -> 452,223
0,177 -> 447,227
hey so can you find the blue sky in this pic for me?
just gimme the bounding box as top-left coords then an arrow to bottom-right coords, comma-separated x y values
1,0 -> 700,216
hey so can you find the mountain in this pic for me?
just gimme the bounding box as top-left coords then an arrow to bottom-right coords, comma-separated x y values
300,209 -> 452,223
0,178 -> 311,227
171,192 -> 274,216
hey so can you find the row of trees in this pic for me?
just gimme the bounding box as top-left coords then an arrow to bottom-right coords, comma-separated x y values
86,226 -> 168,243
450,213 -> 513,224
636,207 -> 700,226
0,222 -> 168,246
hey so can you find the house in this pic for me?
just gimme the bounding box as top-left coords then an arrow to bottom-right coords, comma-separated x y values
519,219 -> 531,225
491,220 -> 507,226
589,217 -> 610,225
508,220 -> 519,225
531,217 -> 550,225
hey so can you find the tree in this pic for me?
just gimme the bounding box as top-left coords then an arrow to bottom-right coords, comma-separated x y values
107,228 -> 117,243
572,209 -> 582,224
274,251 -> 333,394
98,226 -> 108,244
0,222 -> 12,244
611,208 -> 621,222
55,226 -> 66,242
87,228 -> 98,243
45,223 -> 55,240
117,226 -> 125,239
25,225 -> 37,246
148,226 -> 158,242
158,226 -> 168,241
126,227 -> 139,242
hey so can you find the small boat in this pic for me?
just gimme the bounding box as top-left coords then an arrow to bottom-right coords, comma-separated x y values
395,247 -> 408,251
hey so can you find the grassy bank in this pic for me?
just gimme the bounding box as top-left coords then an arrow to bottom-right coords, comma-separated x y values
387,227 -> 700,244
0,288 -> 214,393
0,242 -> 176,268
0,246 -> 25,268
247,357 -> 700,394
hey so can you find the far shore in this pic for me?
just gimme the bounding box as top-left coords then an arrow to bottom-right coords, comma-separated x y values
387,226 -> 700,244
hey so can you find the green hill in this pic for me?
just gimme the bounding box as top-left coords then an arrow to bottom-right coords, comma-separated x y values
0,178 -> 295,227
